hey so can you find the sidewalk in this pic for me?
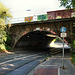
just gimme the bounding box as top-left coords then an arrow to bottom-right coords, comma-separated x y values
28,53 -> 75,75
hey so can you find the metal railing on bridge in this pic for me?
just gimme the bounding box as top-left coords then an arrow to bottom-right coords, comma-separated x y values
10,9 -> 75,24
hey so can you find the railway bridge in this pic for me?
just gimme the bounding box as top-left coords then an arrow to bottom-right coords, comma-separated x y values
9,17 -> 75,48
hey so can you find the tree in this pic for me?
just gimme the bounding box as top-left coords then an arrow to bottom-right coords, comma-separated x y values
72,24 -> 75,48
59,0 -> 75,10
0,2 -> 12,52
0,2 -> 12,25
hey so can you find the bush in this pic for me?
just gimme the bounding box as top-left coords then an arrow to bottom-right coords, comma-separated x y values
72,52 -> 75,65
0,48 -> 3,52
73,40 -> 75,48
6,34 -> 11,45
0,44 -> 12,52
5,45 -> 12,51
0,44 -> 6,50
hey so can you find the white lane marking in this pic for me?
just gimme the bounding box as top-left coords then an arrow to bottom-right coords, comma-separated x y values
40,65 -> 57,66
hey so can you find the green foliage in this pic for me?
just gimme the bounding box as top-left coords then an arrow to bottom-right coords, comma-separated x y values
0,28 -> 7,44
5,45 -> 12,51
73,40 -> 75,48
0,31 -> 12,51
0,44 -> 6,50
71,33 -> 75,64
6,34 -> 11,44
0,2 -> 12,23
72,24 -> 75,48
0,18 -> 5,26
59,0 -> 75,10
0,2 -> 12,28
0,2 -> 12,51
73,24 -> 75,27
72,52 -> 75,65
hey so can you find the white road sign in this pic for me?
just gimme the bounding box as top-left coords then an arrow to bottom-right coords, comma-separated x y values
60,33 -> 67,37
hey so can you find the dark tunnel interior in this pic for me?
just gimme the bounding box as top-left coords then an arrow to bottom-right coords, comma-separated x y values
14,31 -> 57,52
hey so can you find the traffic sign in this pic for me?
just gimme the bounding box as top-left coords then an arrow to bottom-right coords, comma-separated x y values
60,27 -> 66,33
60,33 -> 67,37
60,27 -> 67,69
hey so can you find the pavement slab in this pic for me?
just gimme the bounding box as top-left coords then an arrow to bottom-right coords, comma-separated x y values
34,68 -> 58,75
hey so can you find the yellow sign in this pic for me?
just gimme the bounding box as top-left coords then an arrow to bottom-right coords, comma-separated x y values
25,16 -> 33,22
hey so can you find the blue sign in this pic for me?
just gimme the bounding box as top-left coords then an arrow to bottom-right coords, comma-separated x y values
60,27 -> 66,33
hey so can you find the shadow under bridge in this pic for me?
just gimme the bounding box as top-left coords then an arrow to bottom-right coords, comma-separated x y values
14,31 -> 58,52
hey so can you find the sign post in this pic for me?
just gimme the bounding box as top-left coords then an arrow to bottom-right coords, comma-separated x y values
62,37 -> 65,68
60,27 -> 67,69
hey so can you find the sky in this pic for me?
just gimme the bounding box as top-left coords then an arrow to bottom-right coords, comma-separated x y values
0,0 -> 65,19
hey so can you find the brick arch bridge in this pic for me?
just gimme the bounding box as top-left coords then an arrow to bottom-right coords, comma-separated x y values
9,17 -> 75,48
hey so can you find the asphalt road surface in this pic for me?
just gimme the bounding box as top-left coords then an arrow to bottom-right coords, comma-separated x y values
0,51 -> 48,75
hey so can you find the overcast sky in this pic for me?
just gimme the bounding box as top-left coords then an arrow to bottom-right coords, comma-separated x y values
0,0 -> 65,18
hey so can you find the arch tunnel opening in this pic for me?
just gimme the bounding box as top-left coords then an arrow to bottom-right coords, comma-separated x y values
14,31 -> 58,53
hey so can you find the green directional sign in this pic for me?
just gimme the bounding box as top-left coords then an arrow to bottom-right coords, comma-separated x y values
37,14 -> 48,21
